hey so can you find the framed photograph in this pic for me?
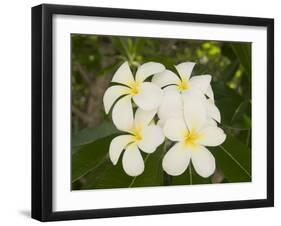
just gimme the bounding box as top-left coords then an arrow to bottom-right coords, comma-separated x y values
32,4 -> 274,221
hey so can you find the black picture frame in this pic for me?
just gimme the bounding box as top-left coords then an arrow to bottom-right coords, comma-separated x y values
31,3 -> 274,222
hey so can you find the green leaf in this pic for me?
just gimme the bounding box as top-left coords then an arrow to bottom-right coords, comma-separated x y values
213,83 -> 251,130
72,122 -> 119,149
231,43 -> 251,78
79,157 -> 132,189
211,134 -> 251,183
79,146 -> 165,189
230,99 -> 251,129
71,136 -> 114,182
213,84 -> 243,125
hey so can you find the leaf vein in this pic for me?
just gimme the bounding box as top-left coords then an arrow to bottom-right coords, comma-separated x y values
219,145 -> 251,178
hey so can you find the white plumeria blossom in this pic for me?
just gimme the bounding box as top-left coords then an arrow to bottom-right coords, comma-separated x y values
152,62 -> 220,126
103,62 -> 165,130
109,107 -> 165,177
162,92 -> 226,177
103,61 -> 226,179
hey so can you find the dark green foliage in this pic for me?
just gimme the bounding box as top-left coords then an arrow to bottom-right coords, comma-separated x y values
72,122 -> 119,149
72,136 -> 113,182
211,135 -> 251,182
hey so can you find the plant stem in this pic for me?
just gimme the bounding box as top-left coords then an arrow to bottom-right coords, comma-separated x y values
189,164 -> 193,185
129,176 -> 137,188
162,140 -> 172,185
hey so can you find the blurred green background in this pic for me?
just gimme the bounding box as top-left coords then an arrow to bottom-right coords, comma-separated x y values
71,34 -> 252,190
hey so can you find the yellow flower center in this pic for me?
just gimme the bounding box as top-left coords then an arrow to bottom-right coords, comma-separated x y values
183,130 -> 200,147
177,79 -> 189,91
131,127 -> 143,142
128,81 -> 140,96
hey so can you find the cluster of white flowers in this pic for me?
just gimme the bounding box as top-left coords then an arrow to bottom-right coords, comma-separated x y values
103,61 -> 226,178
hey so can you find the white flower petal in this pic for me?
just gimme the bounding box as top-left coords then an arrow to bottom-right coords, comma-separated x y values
136,62 -> 165,82
157,88 -> 183,124
152,69 -> 179,88
111,61 -> 135,86
189,75 -> 211,94
138,125 -> 165,153
133,82 -> 163,111
162,142 -> 191,176
134,108 -> 157,128
112,95 -> 133,132
163,85 -> 178,92
109,135 -> 134,165
183,91 -> 207,132
207,99 -> 221,123
197,126 -> 226,147
191,146 -> 216,178
156,119 -> 165,128
122,144 -> 144,177
206,85 -> 214,102
163,118 -> 187,142
174,62 -> 196,81
205,118 -> 218,127
103,85 -> 130,114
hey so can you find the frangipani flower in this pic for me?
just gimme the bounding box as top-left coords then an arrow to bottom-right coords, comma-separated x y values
109,106 -> 164,176
152,62 -> 220,126
157,87 -> 220,128
103,62 -> 165,129
162,92 -> 226,177
156,88 -> 184,127
152,62 -> 212,98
